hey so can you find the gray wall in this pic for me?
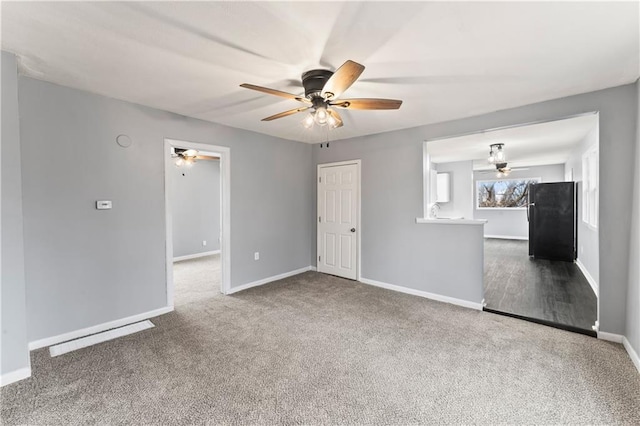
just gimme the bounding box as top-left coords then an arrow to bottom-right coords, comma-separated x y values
433,160 -> 473,219
18,77 -> 313,343
626,80 -> 640,358
313,137 -> 485,305
565,127 -> 599,290
473,164 -> 565,239
312,83 -> 637,336
1,52 -> 30,378
170,160 -> 220,258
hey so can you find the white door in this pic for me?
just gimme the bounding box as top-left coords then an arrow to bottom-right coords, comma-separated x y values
317,162 -> 359,280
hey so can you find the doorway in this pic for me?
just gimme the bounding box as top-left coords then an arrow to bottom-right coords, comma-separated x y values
317,160 -> 361,280
424,113 -> 599,336
164,139 -> 231,307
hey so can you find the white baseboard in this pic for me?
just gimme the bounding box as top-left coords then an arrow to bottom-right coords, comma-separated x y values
598,332 -> 640,375
173,250 -> 220,262
309,265 -> 317,271
227,266 -> 312,295
29,306 -> 173,351
598,331 -> 624,343
576,258 -> 598,296
484,235 -> 528,241
623,336 -> 640,374
0,367 -> 31,387
358,277 -> 483,311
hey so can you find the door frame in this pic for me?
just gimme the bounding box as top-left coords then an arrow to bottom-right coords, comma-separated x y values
164,138 -> 231,306
316,159 -> 362,281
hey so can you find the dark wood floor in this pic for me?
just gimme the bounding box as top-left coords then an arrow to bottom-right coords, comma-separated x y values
483,238 -> 597,332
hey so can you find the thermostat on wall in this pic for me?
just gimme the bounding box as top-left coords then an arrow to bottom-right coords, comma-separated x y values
96,200 -> 112,210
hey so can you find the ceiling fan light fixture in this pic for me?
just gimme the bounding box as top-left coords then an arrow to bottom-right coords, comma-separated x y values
488,143 -> 506,164
327,110 -> 338,128
302,113 -> 314,129
174,148 -> 198,167
240,60 -> 401,131
314,106 -> 328,126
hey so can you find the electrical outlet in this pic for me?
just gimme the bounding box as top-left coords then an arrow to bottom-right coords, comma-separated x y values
254,252 -> 260,261
202,240 -> 207,247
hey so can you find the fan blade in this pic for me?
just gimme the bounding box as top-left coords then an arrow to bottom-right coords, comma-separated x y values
327,109 -> 344,128
321,60 -> 365,100
239,83 -> 310,104
330,98 -> 402,110
262,106 -> 310,121
194,155 -> 220,161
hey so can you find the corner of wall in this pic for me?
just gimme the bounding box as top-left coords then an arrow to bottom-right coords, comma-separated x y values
1,50 -> 31,383
624,79 -> 640,361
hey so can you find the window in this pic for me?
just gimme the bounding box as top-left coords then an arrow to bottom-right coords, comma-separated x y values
582,146 -> 599,228
476,178 -> 540,209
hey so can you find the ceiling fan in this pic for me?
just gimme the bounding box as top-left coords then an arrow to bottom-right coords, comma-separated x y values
479,143 -> 528,177
172,148 -> 219,167
478,162 -> 530,177
239,60 -> 402,129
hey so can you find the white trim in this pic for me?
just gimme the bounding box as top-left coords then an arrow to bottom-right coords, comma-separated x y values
164,139 -> 231,298
359,277 -> 483,311
623,337 -> 640,374
227,266 -> 312,295
484,234 -> 528,240
576,258 -> 599,296
29,306 -> 173,351
317,160 -> 362,281
309,265 -> 317,271
49,320 -> 154,357
173,250 -> 220,262
598,331 -> 624,343
0,367 -> 31,387
416,218 -> 487,225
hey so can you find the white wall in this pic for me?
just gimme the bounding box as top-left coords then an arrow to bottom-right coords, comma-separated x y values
473,164 -> 565,239
1,52 -> 30,381
170,160 -> 221,258
565,126 -> 599,291
432,161 -> 473,219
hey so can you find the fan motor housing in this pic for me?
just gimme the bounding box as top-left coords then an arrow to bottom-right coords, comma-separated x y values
301,69 -> 333,98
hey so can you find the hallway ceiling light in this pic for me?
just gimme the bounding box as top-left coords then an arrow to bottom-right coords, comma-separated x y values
172,148 -> 219,167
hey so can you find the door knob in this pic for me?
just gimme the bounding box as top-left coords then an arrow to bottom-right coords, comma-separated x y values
350,228 -> 356,232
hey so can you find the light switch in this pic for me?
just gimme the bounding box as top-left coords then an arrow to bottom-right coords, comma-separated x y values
96,200 -> 112,210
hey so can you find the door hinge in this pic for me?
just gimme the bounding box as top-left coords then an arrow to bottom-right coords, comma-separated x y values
319,176 -> 321,183
318,216 -> 321,223
318,256 -> 321,262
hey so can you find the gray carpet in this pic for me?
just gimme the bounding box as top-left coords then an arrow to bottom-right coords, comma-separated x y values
173,254 -> 222,306
2,272 -> 639,425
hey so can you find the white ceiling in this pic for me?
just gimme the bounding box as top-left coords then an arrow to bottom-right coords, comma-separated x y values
426,113 -> 599,170
1,2 -> 638,144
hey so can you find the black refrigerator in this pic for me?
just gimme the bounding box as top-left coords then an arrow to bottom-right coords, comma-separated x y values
528,182 -> 577,262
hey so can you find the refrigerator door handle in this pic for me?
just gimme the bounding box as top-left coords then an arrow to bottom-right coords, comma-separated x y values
526,202 -> 535,222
